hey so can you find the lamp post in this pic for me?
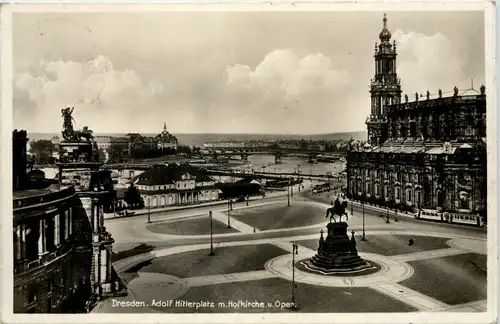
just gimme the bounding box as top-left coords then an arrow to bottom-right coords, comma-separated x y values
291,243 -> 299,310
209,211 -> 214,256
288,179 -> 291,207
227,199 -> 231,228
147,197 -> 151,223
362,195 -> 366,241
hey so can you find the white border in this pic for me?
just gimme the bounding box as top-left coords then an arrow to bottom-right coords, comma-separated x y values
0,2 -> 497,324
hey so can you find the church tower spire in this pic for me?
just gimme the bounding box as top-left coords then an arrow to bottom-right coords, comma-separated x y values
163,122 -> 167,131
366,13 -> 402,145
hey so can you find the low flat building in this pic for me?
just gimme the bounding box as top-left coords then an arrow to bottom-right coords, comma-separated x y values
133,164 -> 219,207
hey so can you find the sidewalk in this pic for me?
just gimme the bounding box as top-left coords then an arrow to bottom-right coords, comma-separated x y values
104,191 -> 288,220
348,199 -> 415,220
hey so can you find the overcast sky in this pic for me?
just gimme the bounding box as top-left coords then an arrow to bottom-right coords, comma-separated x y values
12,10 -> 485,134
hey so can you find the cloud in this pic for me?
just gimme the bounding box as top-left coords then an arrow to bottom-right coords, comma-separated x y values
14,55 -> 163,132
219,49 -> 356,133
393,30 -> 481,97
226,49 -> 350,99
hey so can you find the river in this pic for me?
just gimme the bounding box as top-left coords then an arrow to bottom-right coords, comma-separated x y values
236,154 -> 345,176
38,154 -> 345,182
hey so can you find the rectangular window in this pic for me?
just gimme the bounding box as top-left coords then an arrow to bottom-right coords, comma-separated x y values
396,188 -> 400,199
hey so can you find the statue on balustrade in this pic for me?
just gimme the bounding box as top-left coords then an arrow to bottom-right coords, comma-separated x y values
61,107 -> 94,142
61,107 -> 76,140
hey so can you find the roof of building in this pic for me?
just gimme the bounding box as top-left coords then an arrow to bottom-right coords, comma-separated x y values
133,164 -> 214,186
13,183 -> 63,199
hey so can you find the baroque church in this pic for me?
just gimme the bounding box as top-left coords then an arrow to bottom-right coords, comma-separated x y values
346,14 -> 487,219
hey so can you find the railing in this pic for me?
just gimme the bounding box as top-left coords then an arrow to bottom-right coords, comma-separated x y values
14,186 -> 76,211
15,243 -> 74,276
387,94 -> 485,113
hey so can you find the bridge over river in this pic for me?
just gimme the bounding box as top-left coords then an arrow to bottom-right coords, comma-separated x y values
204,168 -> 340,181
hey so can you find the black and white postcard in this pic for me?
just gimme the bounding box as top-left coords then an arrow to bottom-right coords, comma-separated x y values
0,2 -> 497,324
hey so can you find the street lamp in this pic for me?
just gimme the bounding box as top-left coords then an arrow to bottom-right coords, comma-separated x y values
227,199 -> 231,228
147,197 -> 151,223
291,243 -> 299,310
362,195 -> 366,241
209,211 -> 214,256
385,190 -> 390,223
287,179 -> 291,207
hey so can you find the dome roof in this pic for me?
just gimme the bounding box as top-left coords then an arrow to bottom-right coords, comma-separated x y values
379,14 -> 392,42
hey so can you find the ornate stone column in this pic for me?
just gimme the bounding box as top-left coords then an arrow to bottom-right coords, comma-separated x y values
54,213 -> 60,247
38,218 -> 47,257
20,224 -> 26,260
92,198 -> 100,234
99,203 -> 104,232
64,211 -> 69,241
15,225 -> 21,260
68,208 -> 73,236
100,247 -> 108,282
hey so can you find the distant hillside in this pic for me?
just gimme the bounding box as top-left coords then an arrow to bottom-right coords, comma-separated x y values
26,131 -> 367,147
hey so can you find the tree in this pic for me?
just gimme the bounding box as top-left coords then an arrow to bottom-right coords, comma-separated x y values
108,143 -> 126,162
124,184 -> 142,209
177,145 -> 192,156
98,148 -> 107,163
29,139 -> 55,164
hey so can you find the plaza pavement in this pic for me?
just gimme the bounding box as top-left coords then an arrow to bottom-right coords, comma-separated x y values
97,191 -> 488,313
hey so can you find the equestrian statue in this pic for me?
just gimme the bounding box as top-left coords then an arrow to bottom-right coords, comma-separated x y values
326,198 -> 349,223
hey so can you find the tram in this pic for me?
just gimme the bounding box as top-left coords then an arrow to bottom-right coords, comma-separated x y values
415,209 -> 485,227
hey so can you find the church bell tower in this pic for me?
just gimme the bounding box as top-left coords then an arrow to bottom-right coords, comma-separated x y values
366,14 -> 402,145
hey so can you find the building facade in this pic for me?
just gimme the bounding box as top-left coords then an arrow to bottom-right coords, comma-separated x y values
13,126 -> 125,313
346,14 -> 487,218
134,164 -> 219,208
156,122 -> 179,150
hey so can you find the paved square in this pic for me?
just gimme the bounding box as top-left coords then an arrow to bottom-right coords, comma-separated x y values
129,244 -> 289,278
150,278 -> 418,313
399,253 -> 487,305
294,235 -> 451,256
146,216 -> 239,235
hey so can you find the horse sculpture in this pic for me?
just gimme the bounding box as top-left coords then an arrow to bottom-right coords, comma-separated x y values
74,126 -> 94,142
326,198 -> 349,223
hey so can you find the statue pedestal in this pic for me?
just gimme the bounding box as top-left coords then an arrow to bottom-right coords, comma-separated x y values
305,222 -> 374,274
57,141 -> 102,191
